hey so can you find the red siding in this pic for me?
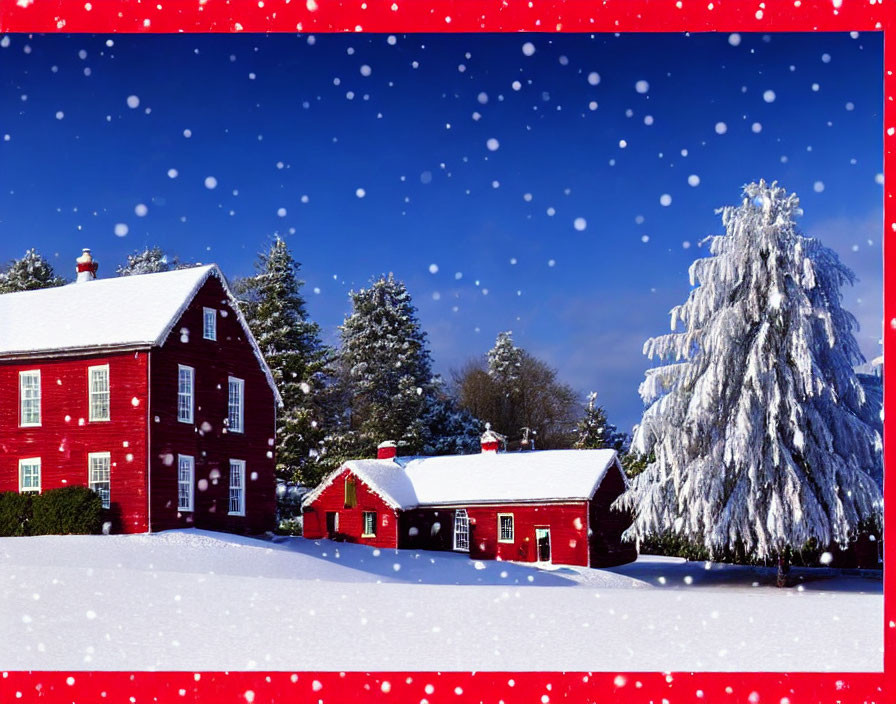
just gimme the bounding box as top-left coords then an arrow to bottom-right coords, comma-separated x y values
588,466 -> 638,567
465,503 -> 590,566
303,469 -> 399,548
148,275 -> 277,534
0,352 -> 150,532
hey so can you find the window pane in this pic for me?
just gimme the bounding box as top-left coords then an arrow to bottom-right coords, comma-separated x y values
178,456 -> 194,510
178,367 -> 193,422
20,372 -> 41,425
89,367 -> 110,421
89,454 -> 111,509
204,308 -> 217,340
228,378 -> 243,432
20,460 -> 40,492
229,460 -> 244,515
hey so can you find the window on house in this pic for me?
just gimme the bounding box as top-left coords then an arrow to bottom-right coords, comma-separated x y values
88,452 -> 111,509
19,370 -> 41,426
227,377 -> 244,433
229,459 -> 245,516
344,478 -> 357,508
177,365 -> 194,423
89,365 -> 110,422
19,458 -> 41,494
453,509 -> 470,552
498,513 -> 514,543
203,308 -> 217,341
178,454 -> 194,512
362,511 -> 377,537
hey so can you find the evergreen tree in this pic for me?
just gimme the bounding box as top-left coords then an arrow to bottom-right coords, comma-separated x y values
334,273 -> 434,457
574,392 -> 610,448
0,249 -> 66,293
616,181 -> 883,580
574,392 -> 628,452
117,246 -> 198,276
237,237 -> 332,485
330,273 -> 481,464
488,330 -> 523,388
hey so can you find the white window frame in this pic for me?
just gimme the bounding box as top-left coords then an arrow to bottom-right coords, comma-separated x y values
18,457 -> 41,494
228,376 -> 244,433
88,451 -> 111,509
88,364 -> 111,422
228,459 -> 246,516
19,370 -> 41,427
362,511 -> 377,538
203,307 -> 217,341
498,513 -> 515,543
177,365 -> 194,424
453,508 -> 470,552
178,454 -> 195,512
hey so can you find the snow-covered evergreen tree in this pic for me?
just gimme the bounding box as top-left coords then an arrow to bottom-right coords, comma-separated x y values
335,273 -> 434,456
117,247 -> 174,276
575,392 -> 609,448
488,330 -> 523,390
575,392 -> 627,451
617,181 -> 883,567
330,273 -> 481,464
237,237 -> 332,484
117,246 -> 197,276
0,249 -> 66,293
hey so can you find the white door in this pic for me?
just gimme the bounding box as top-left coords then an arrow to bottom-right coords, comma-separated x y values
453,509 -> 470,552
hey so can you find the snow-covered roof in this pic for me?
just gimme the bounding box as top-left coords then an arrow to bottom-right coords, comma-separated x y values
303,449 -> 625,511
0,265 -> 281,404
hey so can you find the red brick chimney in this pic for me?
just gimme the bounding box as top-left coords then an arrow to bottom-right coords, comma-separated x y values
75,248 -> 98,283
377,440 -> 397,460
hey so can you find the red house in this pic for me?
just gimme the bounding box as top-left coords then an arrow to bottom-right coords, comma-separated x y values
302,435 -> 637,568
0,250 -> 280,534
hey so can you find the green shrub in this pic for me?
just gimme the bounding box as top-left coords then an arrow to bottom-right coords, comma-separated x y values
0,491 -> 33,536
29,486 -> 103,535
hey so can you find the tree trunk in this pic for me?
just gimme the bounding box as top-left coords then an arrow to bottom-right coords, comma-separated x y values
776,552 -> 791,588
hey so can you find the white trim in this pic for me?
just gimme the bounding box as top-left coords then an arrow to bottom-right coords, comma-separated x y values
227,376 -> 245,433
18,457 -> 41,494
497,513 -> 515,543
361,510 -> 377,538
453,508 -> 470,552
88,364 -> 111,422
177,454 -> 195,512
202,307 -> 217,341
19,369 -> 41,427
88,451 -> 112,509
228,459 -> 246,516
177,365 -> 194,424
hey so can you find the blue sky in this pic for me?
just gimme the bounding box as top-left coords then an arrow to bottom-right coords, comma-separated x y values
0,31 -> 883,432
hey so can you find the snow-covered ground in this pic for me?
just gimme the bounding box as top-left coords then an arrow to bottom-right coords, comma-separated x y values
0,530 -> 881,671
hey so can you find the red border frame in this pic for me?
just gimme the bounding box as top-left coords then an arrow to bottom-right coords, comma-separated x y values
0,1 -> 891,702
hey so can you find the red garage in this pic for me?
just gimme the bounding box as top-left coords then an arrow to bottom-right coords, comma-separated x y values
302,435 -> 637,568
